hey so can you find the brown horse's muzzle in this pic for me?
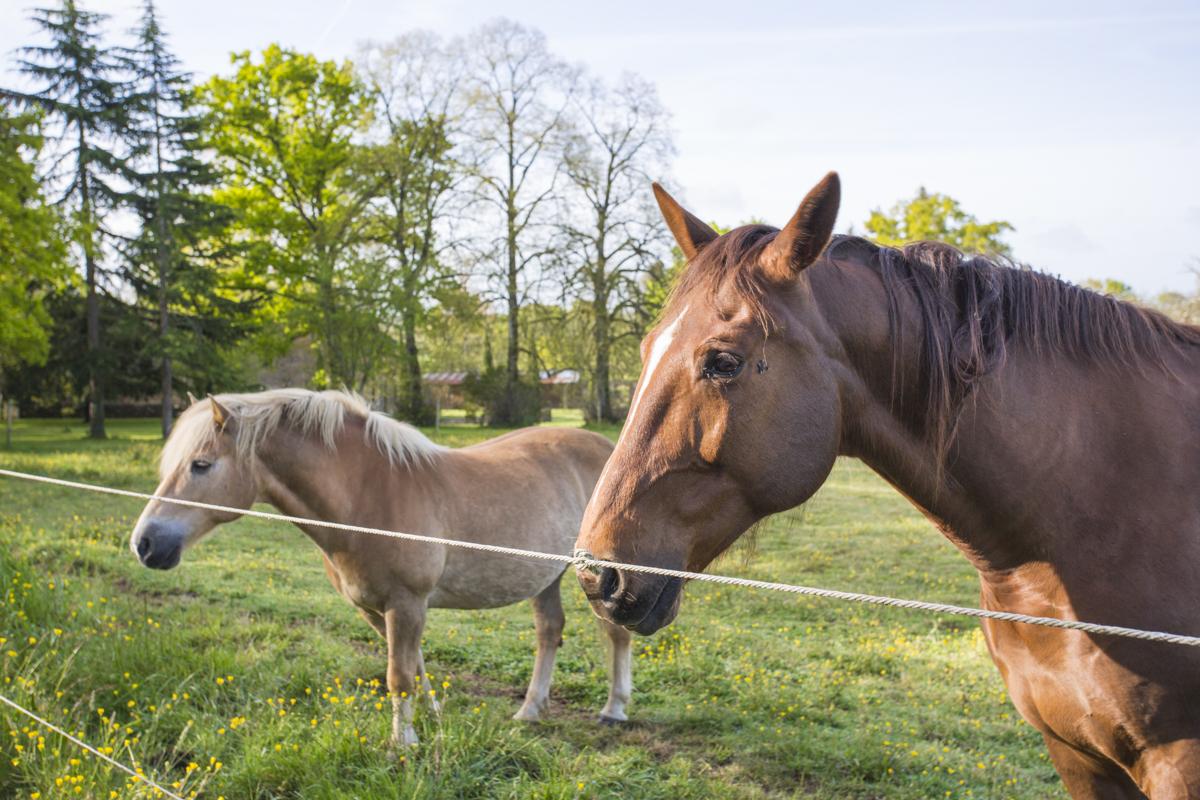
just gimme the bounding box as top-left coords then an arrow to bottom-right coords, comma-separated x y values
577,563 -> 684,635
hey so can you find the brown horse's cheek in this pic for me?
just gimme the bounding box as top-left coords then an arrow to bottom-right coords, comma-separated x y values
682,478 -> 756,571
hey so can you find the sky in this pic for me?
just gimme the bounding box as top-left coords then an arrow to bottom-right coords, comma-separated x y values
4,0 -> 1199,294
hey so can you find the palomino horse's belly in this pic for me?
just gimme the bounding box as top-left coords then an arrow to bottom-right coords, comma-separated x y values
428,551 -> 567,610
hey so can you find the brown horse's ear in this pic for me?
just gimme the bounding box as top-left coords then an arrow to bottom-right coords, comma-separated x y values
760,171 -> 841,282
207,394 -> 233,433
652,182 -> 719,260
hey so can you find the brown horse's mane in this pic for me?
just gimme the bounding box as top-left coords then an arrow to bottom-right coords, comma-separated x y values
671,227 -> 1200,463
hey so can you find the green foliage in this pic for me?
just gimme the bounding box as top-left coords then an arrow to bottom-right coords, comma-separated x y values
462,368 -> 543,427
1082,277 -> 1137,302
2,288 -> 174,416
197,45 -> 382,390
17,0 -> 131,437
865,187 -> 1014,255
357,33 -> 463,421
1082,274 -> 1200,326
122,1 -> 251,429
0,107 -> 68,381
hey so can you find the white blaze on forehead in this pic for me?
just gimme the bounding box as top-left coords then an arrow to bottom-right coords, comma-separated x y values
623,306 -> 687,438
589,306 -> 688,504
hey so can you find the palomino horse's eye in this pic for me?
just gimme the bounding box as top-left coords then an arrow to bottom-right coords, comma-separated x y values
702,351 -> 745,380
190,459 -> 213,475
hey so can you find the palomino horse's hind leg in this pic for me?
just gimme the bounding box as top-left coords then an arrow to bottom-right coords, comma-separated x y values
1043,736 -> 1145,799
597,619 -> 632,724
415,647 -> 440,716
384,595 -> 427,748
514,574 -> 565,721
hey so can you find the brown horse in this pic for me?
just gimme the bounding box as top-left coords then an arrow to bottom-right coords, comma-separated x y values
575,173 -> 1200,798
129,389 -> 632,747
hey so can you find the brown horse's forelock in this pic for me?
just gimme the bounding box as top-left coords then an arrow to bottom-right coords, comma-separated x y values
671,229 -> 1200,470
665,225 -> 779,330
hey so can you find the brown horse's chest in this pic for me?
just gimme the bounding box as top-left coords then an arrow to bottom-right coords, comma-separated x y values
977,570 -> 1193,769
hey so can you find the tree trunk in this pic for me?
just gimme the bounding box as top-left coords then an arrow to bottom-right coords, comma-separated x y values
78,127 -> 105,438
402,308 -> 424,423
505,217 -> 520,394
85,246 -> 105,439
154,94 -> 173,439
592,216 -> 614,422
159,282 -> 172,438
592,276 -> 613,422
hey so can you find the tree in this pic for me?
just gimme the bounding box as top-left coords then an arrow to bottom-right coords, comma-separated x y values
358,32 -> 465,422
1153,262 -> 1200,325
464,19 -> 577,425
558,74 -> 673,421
865,187 -> 1014,255
122,0 -> 239,436
0,106 -> 69,401
197,45 -> 382,391
1082,278 -> 1138,302
16,0 -> 128,438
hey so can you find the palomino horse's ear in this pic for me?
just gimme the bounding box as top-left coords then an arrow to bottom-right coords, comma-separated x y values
651,182 -> 719,260
187,391 -> 198,406
760,171 -> 841,282
207,394 -> 233,432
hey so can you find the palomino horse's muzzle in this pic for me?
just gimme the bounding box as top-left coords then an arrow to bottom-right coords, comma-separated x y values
131,519 -> 185,570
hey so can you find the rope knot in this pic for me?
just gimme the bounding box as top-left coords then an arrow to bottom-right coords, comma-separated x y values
571,548 -> 600,575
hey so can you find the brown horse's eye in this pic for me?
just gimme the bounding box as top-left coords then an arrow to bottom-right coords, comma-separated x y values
702,351 -> 744,380
190,459 -> 213,475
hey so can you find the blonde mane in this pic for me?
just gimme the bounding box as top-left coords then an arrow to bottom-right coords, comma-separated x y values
160,389 -> 444,478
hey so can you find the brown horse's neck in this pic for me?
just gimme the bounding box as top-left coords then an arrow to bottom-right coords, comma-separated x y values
808,256 -> 1196,575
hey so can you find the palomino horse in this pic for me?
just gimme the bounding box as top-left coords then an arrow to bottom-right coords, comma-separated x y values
575,173 -> 1200,798
129,389 -> 632,746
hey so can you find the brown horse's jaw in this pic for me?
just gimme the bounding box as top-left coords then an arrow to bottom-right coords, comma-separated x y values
628,576 -> 684,635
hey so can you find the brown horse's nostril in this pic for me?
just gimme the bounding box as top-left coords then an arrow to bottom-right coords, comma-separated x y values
598,567 -> 621,603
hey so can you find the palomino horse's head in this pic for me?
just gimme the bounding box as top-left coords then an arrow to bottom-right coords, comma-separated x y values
130,397 -> 255,569
575,172 -> 843,634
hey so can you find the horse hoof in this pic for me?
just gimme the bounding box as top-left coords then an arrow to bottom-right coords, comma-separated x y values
597,714 -> 626,726
512,707 -> 541,723
389,728 -> 420,750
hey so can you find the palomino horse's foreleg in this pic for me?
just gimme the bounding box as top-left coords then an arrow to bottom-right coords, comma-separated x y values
597,619 -> 633,724
514,575 -> 565,721
384,597 -> 426,747
1043,736 -> 1145,800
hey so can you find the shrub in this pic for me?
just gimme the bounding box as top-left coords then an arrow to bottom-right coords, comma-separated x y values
462,368 -> 543,426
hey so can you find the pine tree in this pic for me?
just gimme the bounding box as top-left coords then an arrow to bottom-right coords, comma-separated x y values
16,0 -> 127,438
122,0 -> 234,437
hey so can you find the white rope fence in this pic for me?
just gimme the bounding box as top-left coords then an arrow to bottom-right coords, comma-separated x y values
3,466 -> 1200,647
0,693 -> 186,800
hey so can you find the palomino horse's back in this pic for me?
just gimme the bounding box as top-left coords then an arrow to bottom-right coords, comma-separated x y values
426,426 -> 614,610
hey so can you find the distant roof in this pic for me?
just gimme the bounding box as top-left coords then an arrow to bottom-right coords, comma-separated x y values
424,369 -> 580,386
425,371 -> 468,385
539,369 -> 580,385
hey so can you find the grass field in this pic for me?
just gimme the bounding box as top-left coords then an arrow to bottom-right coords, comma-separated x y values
0,414 -> 1063,799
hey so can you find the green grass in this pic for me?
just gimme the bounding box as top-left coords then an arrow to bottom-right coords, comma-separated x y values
0,417 -> 1062,799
